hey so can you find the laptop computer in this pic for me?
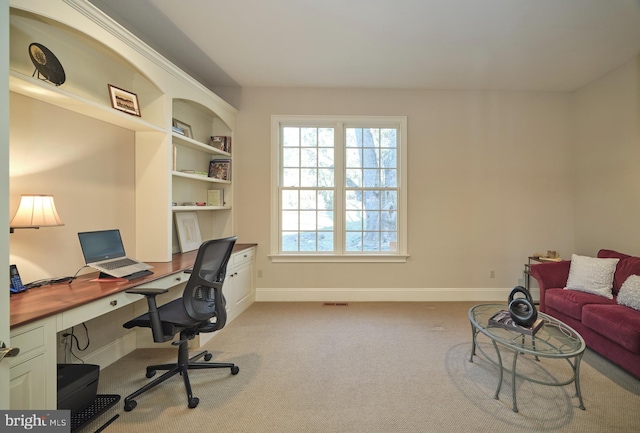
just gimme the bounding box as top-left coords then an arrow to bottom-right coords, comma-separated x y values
78,229 -> 153,279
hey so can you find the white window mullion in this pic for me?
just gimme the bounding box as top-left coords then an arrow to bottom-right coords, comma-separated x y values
334,121 -> 345,254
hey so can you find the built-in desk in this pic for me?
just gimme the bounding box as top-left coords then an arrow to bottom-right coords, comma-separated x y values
9,244 -> 256,410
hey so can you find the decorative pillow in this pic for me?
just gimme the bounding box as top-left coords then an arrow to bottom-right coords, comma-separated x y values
564,254 -> 619,299
617,275 -> 640,311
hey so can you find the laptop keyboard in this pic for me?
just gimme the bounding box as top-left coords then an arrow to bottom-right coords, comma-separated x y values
101,258 -> 137,270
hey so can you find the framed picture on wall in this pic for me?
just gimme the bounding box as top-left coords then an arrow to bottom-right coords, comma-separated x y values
108,84 -> 141,116
175,211 -> 202,252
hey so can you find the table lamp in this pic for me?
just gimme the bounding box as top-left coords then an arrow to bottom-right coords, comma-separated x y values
9,194 -> 64,233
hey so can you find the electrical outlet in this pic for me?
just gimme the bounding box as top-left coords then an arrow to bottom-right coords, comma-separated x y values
57,333 -> 67,349
58,331 -> 71,349
257,270 -> 263,278
489,270 -> 495,279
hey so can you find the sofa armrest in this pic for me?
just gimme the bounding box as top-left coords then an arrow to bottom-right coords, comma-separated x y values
530,260 -> 571,312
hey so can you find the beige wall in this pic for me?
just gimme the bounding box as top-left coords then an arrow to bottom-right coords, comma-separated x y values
9,92 -> 136,283
573,56 -> 640,257
13,54 -> 638,302
229,87 -> 575,300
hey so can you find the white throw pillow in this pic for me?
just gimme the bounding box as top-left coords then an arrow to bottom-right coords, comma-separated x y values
564,254 -> 619,299
617,275 -> 640,311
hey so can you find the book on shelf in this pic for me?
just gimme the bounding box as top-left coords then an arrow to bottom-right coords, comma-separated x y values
173,145 -> 177,171
210,135 -> 232,153
208,159 -> 231,181
179,169 -> 208,176
488,310 -> 544,336
207,189 -> 225,207
537,256 -> 562,262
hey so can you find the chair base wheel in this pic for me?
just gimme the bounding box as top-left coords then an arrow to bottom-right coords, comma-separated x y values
124,400 -> 137,412
204,353 -> 212,361
231,365 -> 240,375
146,369 -> 156,378
188,397 -> 199,409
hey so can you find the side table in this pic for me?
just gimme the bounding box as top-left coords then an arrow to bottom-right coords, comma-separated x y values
523,256 -> 562,293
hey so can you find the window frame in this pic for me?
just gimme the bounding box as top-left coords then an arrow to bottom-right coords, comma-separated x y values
270,115 -> 408,263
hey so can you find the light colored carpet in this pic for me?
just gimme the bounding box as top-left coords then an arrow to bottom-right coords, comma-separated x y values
81,302 -> 640,433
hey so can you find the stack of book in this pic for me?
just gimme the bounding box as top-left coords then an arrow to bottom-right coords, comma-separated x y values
179,169 -> 208,177
208,159 -> 231,180
488,310 -> 544,336
210,135 -> 232,153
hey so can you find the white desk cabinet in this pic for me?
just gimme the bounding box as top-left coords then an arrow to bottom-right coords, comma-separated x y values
9,317 -> 57,409
200,247 -> 256,346
229,247 -> 256,318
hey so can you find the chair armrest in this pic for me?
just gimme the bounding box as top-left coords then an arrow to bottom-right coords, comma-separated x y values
125,287 -> 170,343
125,287 -> 169,296
530,260 -> 571,312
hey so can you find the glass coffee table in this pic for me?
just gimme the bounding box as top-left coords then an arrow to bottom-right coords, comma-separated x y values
468,304 -> 586,412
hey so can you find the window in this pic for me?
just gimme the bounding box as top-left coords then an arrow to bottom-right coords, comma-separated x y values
271,116 -> 407,262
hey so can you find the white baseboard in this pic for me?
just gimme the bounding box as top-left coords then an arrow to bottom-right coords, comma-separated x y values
256,287 -> 540,303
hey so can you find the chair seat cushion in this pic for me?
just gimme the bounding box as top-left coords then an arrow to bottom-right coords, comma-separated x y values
545,288 -> 617,321
582,304 -> 640,354
124,299 -> 208,330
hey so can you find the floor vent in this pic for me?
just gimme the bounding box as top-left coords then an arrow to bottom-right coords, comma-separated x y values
323,302 -> 349,307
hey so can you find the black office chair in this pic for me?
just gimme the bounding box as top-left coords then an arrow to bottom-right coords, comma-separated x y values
122,236 -> 239,411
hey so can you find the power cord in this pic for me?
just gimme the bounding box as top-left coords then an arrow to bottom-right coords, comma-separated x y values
62,323 -> 90,363
67,265 -> 89,284
24,276 -> 74,289
24,265 -> 89,289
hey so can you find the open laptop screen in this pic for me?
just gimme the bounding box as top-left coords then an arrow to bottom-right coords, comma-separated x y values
78,229 -> 126,264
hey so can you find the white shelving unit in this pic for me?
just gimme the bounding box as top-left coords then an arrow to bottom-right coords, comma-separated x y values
170,99 -> 235,251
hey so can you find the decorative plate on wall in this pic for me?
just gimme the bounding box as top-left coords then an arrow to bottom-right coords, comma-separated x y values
29,42 -> 66,86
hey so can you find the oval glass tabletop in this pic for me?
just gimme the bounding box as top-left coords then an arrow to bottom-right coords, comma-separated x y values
469,303 -> 585,357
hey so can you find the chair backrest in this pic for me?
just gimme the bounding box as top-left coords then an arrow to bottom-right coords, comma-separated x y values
182,236 -> 237,330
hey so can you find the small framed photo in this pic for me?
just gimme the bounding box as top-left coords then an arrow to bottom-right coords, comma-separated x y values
172,118 -> 193,138
174,211 -> 202,253
108,84 -> 141,116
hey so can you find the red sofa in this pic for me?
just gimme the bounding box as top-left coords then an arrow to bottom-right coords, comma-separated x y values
530,249 -> 640,379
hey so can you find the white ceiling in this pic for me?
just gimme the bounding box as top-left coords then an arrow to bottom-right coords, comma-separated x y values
89,0 -> 640,92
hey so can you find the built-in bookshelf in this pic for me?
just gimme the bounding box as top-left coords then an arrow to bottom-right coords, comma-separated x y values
170,99 -> 234,252
8,0 -> 238,261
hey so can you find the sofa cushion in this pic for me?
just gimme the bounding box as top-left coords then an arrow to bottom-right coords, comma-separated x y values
582,304 -> 640,354
597,249 -> 640,294
612,257 -> 640,295
597,249 -> 630,260
546,288 -> 617,321
618,275 -> 640,311
565,254 -> 619,299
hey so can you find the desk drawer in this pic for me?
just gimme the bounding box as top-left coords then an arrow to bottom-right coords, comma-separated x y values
233,247 -> 255,267
135,272 -> 190,290
9,323 -> 45,367
60,291 -> 140,330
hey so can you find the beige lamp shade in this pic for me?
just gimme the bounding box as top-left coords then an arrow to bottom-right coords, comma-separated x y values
10,194 -> 64,229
